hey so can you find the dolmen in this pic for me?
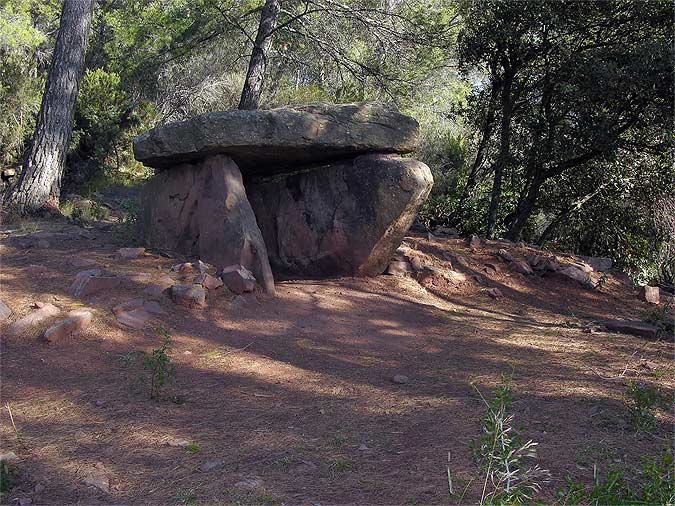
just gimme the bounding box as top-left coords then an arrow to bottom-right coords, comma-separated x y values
133,102 -> 433,295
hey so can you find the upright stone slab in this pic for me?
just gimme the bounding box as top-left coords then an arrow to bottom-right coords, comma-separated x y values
247,154 -> 433,278
139,154 -> 275,294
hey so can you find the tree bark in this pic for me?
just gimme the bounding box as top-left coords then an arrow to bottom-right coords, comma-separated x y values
485,72 -> 514,239
238,0 -> 281,110
5,0 -> 94,212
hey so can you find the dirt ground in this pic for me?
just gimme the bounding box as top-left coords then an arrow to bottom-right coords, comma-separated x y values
1,218 -> 673,505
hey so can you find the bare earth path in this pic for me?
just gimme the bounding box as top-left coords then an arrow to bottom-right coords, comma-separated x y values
1,221 -> 673,505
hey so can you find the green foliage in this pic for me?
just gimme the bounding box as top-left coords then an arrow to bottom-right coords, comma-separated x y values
0,460 -> 19,494
185,443 -> 201,454
558,449 -> 674,505
640,302 -> 674,338
623,380 -> 672,433
0,0 -> 60,165
115,197 -> 141,245
468,373 -> 549,504
143,332 -> 176,400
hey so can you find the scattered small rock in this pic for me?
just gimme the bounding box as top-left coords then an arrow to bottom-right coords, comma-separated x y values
513,260 -> 533,275
579,256 -> 613,272
116,308 -> 152,329
0,299 -> 11,322
221,265 -> 256,294
35,239 -> 50,249
643,286 -> 660,304
498,248 -> 515,263
486,288 -> 503,299
195,273 -> 223,290
386,260 -> 413,277
69,256 -> 99,268
71,274 -> 121,298
10,303 -> 61,334
604,320 -> 658,339
234,476 -> 264,491
0,452 -> 19,462
167,438 -> 190,447
25,264 -> 49,276
171,284 -> 207,308
199,459 -> 224,472
113,299 -> 144,316
124,272 -> 152,283
18,497 -> 32,506
195,260 -> 212,274
34,483 -> 46,494
82,462 -> 110,493
559,266 -> 591,286
43,309 -> 93,342
171,262 -> 194,273
115,247 -> 145,260
142,300 -> 167,315
392,374 -> 409,384
358,444 -> 369,451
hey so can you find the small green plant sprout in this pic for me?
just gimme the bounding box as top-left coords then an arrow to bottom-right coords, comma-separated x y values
470,372 -> 550,505
143,331 -> 175,399
185,443 -> 201,454
623,380 -> 669,433
558,448 -> 674,505
640,301 -> 674,338
0,458 -> 19,495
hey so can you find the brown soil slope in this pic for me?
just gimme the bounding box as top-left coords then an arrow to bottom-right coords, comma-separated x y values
1,221 -> 673,505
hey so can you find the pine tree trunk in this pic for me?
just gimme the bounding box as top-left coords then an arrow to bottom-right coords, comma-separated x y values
486,73 -> 514,239
5,0 -> 94,212
238,0 -> 281,110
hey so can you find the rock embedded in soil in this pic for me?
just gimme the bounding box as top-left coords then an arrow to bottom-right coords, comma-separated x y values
81,462 -> 110,493
10,303 -> 61,334
220,265 -> 256,294
71,275 -> 122,298
115,247 -> 145,260
513,260 -> 533,275
392,374 -> 410,384
0,299 -> 11,321
643,286 -> 660,304
386,260 -> 413,277
115,305 -> 152,329
498,249 -> 515,263
234,476 -> 264,491
469,235 -> 481,250
486,287 -> 503,299
248,154 -> 433,278
559,265 -> 591,286
199,459 -> 224,472
69,256 -> 99,268
133,102 -> 419,173
579,255 -> 613,272
195,273 -> 223,290
171,284 -> 207,308
43,309 -> 93,342
604,320 -> 659,339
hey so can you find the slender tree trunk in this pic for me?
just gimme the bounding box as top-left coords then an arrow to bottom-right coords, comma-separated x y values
506,174 -> 545,241
238,0 -> 281,110
5,0 -> 94,213
486,73 -> 514,239
453,81 -> 499,223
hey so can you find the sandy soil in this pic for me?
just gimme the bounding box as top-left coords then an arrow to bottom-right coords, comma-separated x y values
1,219 -> 673,505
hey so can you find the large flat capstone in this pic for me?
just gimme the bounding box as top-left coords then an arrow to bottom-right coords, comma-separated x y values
133,102 -> 419,175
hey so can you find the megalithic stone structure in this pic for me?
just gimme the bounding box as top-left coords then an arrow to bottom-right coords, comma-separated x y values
133,102 -> 434,294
